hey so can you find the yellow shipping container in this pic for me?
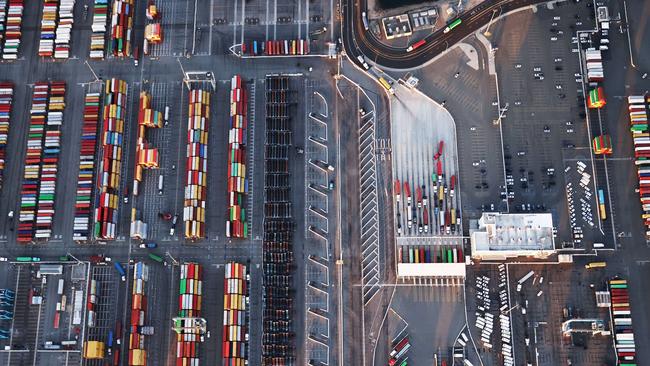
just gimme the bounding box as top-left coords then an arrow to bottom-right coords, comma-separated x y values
129,349 -> 146,366
83,341 -> 105,359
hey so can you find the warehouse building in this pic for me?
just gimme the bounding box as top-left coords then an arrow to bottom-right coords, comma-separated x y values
470,212 -> 556,260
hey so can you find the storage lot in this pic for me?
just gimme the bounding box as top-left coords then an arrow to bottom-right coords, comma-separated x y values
507,263 -> 614,366
0,262 -> 88,366
488,1 -> 611,247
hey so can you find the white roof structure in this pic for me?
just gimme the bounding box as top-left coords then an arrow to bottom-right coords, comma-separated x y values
397,263 -> 466,278
470,212 -> 556,260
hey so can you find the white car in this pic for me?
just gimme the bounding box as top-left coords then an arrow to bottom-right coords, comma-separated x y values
551,37 -> 558,41
533,67 -> 542,72
554,58 -> 563,62
0,257 -> 7,262
515,64 -> 522,69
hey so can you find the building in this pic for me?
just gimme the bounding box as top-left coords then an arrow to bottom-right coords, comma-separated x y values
470,212 -> 555,260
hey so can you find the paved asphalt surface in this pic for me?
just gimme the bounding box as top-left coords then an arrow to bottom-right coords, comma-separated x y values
343,0 -> 550,69
3,0 -> 650,365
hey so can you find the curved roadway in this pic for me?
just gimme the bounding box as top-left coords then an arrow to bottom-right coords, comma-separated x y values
343,0 -> 548,70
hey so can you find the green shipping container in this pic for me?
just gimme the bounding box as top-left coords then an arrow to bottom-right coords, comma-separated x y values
179,279 -> 187,294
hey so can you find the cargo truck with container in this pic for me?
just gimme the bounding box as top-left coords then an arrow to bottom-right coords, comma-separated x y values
113,262 -> 126,281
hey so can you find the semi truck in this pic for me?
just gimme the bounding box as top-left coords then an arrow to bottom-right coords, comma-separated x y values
113,262 -> 126,281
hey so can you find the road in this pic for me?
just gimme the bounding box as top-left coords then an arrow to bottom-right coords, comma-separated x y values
342,0 -> 550,70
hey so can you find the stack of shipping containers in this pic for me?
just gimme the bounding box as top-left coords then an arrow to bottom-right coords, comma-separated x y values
176,262 -> 202,365
0,82 -> 13,191
130,91 -> 161,240
110,0 -> 134,57
585,49 -> 604,82
134,91 -> 161,191
36,81 -> 65,240
398,245 -> 464,264
129,262 -> 149,366
184,89 -> 210,240
608,278 -> 636,365
592,135 -> 613,155
18,82 -> 65,243
89,0 -> 108,59
86,279 -> 99,327
95,78 -> 126,240
2,0 -> 23,60
53,0 -> 75,59
38,0 -> 58,57
245,39 -> 310,56
223,262 -> 249,365
73,92 -> 101,242
19,83 -> 50,242
226,75 -> 248,238
0,1 -> 6,54
626,95 -> 650,239
262,75 -> 295,365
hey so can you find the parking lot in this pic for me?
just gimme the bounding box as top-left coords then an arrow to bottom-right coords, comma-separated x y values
507,263 -> 615,366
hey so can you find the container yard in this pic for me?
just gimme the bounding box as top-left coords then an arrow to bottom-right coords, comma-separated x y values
174,262 -> 205,366
90,0 -> 109,59
226,75 -> 249,239
223,262 -> 249,365
184,88 -> 210,241
110,0 -> 135,57
95,78 -> 127,241
74,91 -> 102,242
0,82 -> 13,191
262,75 -> 295,365
17,81 -> 66,243
1,0 -> 24,60
626,95 -> 650,240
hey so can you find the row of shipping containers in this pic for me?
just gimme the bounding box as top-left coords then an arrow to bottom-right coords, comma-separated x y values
626,95 -> 650,240
130,91 -> 163,240
0,1 -> 5,54
176,262 -> 203,366
262,75 -> 295,365
90,0 -> 109,59
134,91 -> 161,188
94,78 -> 127,240
585,48 -> 604,83
129,262 -> 149,365
226,75 -> 248,238
17,81 -> 66,243
608,279 -> 636,365
1,0 -> 23,60
110,0 -> 134,57
73,92 -> 101,242
38,0 -> 59,57
223,262 -> 249,364
54,0 -> 75,58
184,89 -> 210,240
86,279 -> 99,327
39,0 -> 76,58
244,39 -> 310,56
398,245 -> 464,264
0,82 -> 13,191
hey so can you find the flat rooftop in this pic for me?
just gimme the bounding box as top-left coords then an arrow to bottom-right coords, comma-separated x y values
471,213 -> 555,256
